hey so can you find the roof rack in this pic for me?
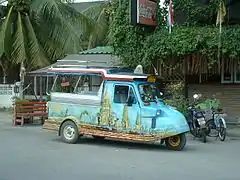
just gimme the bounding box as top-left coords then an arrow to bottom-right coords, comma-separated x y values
49,59 -> 119,69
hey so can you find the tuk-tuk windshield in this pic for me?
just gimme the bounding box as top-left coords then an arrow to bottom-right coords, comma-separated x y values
138,83 -> 161,103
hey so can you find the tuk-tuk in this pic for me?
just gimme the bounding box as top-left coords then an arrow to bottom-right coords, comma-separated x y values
43,62 -> 189,151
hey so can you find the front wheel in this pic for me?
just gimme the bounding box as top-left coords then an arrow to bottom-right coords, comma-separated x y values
188,121 -> 197,137
60,121 -> 79,144
165,133 -> 186,151
218,119 -> 226,141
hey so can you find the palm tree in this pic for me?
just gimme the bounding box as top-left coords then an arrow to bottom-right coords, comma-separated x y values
0,0 -> 93,77
81,0 -> 113,49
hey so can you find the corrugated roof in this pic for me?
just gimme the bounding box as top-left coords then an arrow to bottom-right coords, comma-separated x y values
27,52 -> 120,76
79,46 -> 114,54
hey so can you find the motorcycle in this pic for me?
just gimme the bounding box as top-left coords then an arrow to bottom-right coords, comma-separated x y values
192,95 -> 227,141
187,94 -> 208,143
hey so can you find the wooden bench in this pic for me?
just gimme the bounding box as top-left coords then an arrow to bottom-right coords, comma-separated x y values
13,101 -> 48,126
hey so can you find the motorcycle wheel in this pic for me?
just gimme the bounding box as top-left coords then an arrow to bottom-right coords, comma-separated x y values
218,119 -> 226,141
189,121 -> 197,137
205,119 -> 218,137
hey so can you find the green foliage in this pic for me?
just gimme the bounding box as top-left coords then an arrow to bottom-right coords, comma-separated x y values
108,0 -> 151,68
0,0 -> 93,72
173,0 -> 219,26
195,96 -> 221,110
163,82 -> 188,115
82,1 -> 111,49
109,0 -> 240,68
144,26 -> 240,63
8,0 -> 31,13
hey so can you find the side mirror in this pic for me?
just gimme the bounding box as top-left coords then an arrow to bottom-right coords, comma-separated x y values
127,96 -> 135,106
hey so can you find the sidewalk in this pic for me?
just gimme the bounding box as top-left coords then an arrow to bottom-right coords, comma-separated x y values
227,125 -> 240,139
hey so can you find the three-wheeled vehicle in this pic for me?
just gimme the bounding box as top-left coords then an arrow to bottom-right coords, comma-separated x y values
43,61 -> 190,151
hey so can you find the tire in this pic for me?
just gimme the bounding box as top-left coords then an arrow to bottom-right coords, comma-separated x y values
205,119 -> 218,137
60,121 -> 79,144
165,133 -> 186,151
205,119 -> 213,136
188,121 -> 197,137
218,119 -> 226,141
92,135 -> 105,140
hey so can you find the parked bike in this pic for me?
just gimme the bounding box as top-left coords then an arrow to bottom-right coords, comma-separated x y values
205,108 -> 227,141
193,96 -> 227,141
187,94 -> 208,143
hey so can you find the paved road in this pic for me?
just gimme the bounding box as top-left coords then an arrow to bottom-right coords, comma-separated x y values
0,112 -> 239,180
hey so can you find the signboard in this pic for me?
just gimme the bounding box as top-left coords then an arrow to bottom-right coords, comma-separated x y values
131,0 -> 157,26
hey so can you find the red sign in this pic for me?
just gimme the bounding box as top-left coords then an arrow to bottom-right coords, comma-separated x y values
137,0 -> 157,26
61,81 -> 70,87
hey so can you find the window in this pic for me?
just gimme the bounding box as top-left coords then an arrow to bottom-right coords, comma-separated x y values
138,83 -> 160,102
114,85 -> 136,104
75,75 -> 103,95
52,75 -> 78,93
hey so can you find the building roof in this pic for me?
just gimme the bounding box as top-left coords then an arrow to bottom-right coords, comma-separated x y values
27,46 -> 119,76
79,46 -> 114,54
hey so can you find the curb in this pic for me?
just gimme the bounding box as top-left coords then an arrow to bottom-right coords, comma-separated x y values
186,130 -> 240,139
227,130 -> 240,138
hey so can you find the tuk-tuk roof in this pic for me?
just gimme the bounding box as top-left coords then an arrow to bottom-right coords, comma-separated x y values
48,66 -> 149,81
47,60 -> 159,82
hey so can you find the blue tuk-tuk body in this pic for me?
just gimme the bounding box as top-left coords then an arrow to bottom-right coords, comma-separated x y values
44,63 -> 189,151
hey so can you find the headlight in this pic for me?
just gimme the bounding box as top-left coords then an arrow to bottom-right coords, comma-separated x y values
156,110 -> 161,116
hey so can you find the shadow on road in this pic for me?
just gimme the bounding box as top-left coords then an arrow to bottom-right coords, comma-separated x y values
51,136 -> 197,152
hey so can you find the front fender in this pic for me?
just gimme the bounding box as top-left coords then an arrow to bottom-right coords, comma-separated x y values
219,117 -> 227,128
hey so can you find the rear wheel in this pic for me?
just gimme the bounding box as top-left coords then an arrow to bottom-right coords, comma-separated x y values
60,121 -> 79,144
205,119 -> 218,137
165,133 -> 186,151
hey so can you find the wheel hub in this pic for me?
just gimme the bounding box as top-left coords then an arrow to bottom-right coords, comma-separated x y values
168,136 -> 181,147
63,125 -> 75,140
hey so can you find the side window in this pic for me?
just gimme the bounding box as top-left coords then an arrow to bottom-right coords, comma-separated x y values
53,75 -> 78,93
75,75 -> 103,94
113,85 -> 136,104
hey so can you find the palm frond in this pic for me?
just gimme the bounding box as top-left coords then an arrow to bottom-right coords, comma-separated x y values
30,0 -> 94,52
11,12 -> 27,64
82,1 -> 108,20
23,14 -> 49,69
82,2 -> 110,48
30,15 -> 71,61
88,9 -> 109,49
0,6 -> 13,59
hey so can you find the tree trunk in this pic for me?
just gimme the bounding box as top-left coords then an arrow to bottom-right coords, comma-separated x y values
0,61 -> 7,84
